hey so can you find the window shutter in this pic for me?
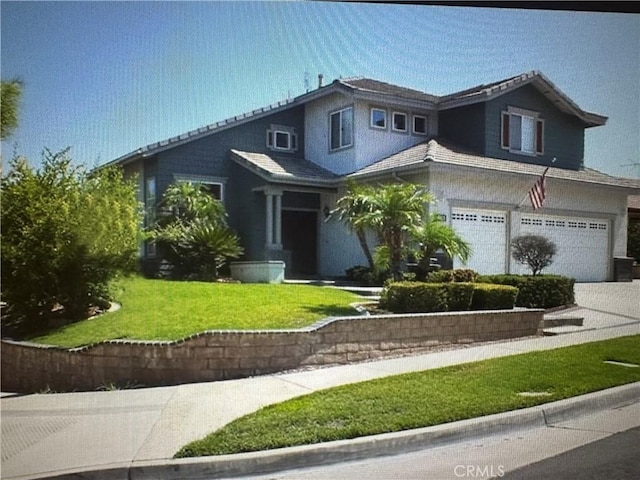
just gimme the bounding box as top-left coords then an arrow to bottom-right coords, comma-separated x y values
501,113 -> 510,149
536,119 -> 544,154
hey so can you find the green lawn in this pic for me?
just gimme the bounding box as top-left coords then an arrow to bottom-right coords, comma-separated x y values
30,277 -> 361,347
176,335 -> 640,458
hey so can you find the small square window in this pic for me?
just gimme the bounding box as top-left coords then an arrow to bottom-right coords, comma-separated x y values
267,127 -> 297,152
393,112 -> 407,132
275,131 -> 290,149
413,115 -> 427,135
371,108 -> 386,129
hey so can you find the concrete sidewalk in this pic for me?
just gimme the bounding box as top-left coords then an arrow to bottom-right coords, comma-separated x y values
1,282 -> 639,480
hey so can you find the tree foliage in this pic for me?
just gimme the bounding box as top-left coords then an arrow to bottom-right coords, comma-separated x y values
1,78 -> 23,140
510,234 -> 557,275
149,182 -> 243,280
1,149 -> 142,328
411,213 -> 471,279
332,182 -> 471,282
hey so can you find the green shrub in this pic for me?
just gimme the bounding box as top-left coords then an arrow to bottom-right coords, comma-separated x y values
426,269 -> 479,283
380,281 -> 475,313
1,150 -> 141,328
345,265 -> 390,286
478,274 -> 574,309
470,284 -> 518,310
510,235 -> 557,275
380,282 -> 448,313
444,283 -> 475,311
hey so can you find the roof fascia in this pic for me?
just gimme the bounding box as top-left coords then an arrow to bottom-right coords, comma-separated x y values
425,160 -> 639,193
438,73 -> 607,127
229,151 -> 339,189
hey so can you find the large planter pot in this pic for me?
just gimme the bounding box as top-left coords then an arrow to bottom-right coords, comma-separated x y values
230,261 -> 285,283
633,264 -> 640,279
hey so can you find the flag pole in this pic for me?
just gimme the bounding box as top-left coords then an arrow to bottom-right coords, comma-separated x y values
517,166 -> 549,210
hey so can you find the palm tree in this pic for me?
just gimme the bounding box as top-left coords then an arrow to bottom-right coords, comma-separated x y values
330,181 -> 376,269
358,183 -> 434,281
411,213 -> 472,278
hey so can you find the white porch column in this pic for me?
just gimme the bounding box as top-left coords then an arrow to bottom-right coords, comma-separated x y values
274,193 -> 282,247
265,192 -> 274,247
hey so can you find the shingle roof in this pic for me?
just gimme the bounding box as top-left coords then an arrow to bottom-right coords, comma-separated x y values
230,149 -> 339,186
338,77 -> 439,104
438,70 -> 607,127
349,138 -> 640,191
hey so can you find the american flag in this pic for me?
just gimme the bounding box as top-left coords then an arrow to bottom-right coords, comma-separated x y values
529,167 -> 549,210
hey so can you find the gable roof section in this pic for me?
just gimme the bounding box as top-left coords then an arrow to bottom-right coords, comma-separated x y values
337,77 -> 439,106
230,149 -> 339,187
438,70 -> 607,127
349,138 -> 640,191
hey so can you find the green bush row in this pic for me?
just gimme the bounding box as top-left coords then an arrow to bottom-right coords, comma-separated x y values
426,269 -> 479,283
379,282 -> 518,313
477,274 -> 575,309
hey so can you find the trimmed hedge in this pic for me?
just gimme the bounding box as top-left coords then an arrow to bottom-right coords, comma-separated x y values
478,274 -> 575,309
380,282 -> 448,313
470,284 -> 519,310
380,281 -> 514,313
426,269 -> 479,283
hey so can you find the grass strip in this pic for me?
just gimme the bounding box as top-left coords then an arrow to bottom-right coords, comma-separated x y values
30,277 -> 360,347
176,335 -> 640,457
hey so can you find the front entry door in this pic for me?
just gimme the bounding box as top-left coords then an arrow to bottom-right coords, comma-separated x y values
282,210 -> 318,277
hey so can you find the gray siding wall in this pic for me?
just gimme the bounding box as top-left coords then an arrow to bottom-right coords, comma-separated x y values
154,105 -> 305,195
138,105 -> 306,263
438,102 -> 486,154
484,85 -> 585,170
438,85 -> 586,170
226,161 -> 268,261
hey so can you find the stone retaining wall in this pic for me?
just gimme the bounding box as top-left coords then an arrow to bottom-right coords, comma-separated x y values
1,310 -> 543,393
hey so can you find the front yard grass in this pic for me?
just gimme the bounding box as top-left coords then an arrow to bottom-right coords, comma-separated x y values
29,276 -> 361,347
176,335 -> 640,458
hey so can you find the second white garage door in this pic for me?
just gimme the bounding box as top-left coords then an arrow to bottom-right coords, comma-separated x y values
452,208 -> 507,274
515,214 -> 610,282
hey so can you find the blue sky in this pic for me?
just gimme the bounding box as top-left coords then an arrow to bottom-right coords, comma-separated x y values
1,2 -> 638,178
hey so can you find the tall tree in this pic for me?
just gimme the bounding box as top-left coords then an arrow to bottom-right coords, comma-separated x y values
1,79 -> 23,140
330,181 -> 375,269
357,183 -> 434,281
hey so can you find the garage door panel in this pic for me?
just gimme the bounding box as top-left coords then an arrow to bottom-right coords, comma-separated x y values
452,209 -> 506,275
517,214 -> 609,282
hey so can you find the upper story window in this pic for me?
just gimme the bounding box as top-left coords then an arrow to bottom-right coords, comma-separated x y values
267,125 -> 298,153
413,115 -> 428,135
502,108 -> 544,155
330,106 -> 353,151
392,112 -> 407,132
370,108 -> 387,129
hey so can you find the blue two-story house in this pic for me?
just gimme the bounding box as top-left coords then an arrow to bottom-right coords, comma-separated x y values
107,71 -> 640,282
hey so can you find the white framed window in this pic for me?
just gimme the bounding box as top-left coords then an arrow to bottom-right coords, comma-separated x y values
392,112 -> 407,132
200,182 -> 223,202
413,115 -> 428,135
330,106 -> 353,151
501,108 -> 544,155
266,126 -> 297,152
370,108 -> 387,129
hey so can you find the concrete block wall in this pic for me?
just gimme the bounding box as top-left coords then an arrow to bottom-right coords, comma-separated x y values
1,310 -> 543,393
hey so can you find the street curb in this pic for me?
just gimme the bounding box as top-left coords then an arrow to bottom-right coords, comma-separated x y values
36,382 -> 640,480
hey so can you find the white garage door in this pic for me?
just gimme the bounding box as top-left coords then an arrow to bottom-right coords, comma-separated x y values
516,214 -> 609,282
451,209 -> 506,274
